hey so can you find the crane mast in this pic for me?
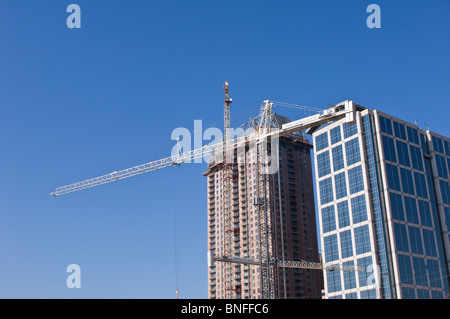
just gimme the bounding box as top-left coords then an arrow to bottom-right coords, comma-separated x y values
222,81 -> 234,298
256,100 -> 277,299
51,87 -> 362,299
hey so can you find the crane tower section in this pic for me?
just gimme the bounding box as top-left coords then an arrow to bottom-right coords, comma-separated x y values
222,81 -> 234,298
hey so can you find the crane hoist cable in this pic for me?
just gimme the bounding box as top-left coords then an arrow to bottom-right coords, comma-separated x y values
173,161 -> 181,298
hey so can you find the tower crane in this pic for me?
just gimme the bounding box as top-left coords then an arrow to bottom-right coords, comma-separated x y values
51,83 -> 363,299
222,81 -> 234,298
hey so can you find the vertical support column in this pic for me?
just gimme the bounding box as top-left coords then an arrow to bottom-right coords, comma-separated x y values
223,81 -> 234,298
256,101 -> 277,299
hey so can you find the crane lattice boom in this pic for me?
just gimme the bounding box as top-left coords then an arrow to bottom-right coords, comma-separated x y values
51,100 -> 355,197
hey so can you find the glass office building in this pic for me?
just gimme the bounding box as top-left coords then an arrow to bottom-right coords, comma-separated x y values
310,102 -> 450,299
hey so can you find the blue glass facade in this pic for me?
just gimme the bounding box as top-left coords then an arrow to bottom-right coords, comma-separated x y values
314,111 -> 380,299
379,112 -> 450,299
313,107 -> 450,299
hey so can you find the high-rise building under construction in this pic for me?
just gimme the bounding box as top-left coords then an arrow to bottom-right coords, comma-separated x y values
204,114 -> 323,299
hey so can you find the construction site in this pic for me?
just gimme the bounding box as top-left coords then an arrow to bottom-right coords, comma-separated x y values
51,81 -> 364,299
50,81 -> 450,300
2,0 -> 447,305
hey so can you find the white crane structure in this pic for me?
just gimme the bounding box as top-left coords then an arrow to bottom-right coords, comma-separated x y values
51,83 -> 364,299
222,81 -> 234,298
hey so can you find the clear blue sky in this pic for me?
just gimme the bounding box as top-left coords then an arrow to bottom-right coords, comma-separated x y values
0,0 -> 448,298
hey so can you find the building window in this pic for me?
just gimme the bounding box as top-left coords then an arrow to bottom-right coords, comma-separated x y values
432,291 -> 444,299
330,126 -> 342,145
444,207 -> 450,230
343,122 -> 358,139
432,136 -> 444,154
345,292 -> 357,299
337,200 -> 350,228
317,151 -> 331,178
332,145 -> 345,172
357,256 -> 373,287
400,168 -> 415,195
417,289 -> 430,299
351,194 -> 367,224
340,230 -> 353,259
397,254 -> 413,285
420,134 -> 428,154
345,137 -> 361,166
418,200 -> 432,227
439,180 -> 450,205
382,135 -> 397,163
407,126 -> 420,145
408,226 -> 423,255
396,140 -> 411,167
354,225 -> 371,255
414,172 -> 428,199
385,163 -> 401,191
393,121 -> 407,140
422,229 -> 437,257
315,132 -> 329,152
326,267 -> 342,293
334,172 -> 347,200
390,192 -> 405,221
348,165 -> 364,194
410,145 -> 424,171
448,158 -> 450,178
404,196 -> 419,224
435,154 -> 448,179
324,234 -> 339,262
379,116 -> 393,135
427,259 -> 442,288
343,261 -> 356,289
402,287 -> 415,299
412,257 -> 428,287
321,205 -> 336,234
394,223 -> 409,252
360,289 -> 377,299
444,140 -> 450,156
319,177 -> 334,205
